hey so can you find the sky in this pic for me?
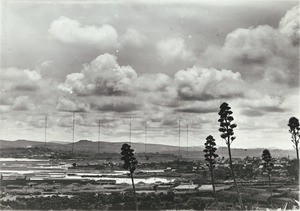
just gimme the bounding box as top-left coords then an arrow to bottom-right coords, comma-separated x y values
0,0 -> 299,150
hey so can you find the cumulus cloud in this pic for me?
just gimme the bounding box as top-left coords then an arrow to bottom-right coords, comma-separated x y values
1,67 -> 41,92
55,113 -> 96,128
279,5 -> 299,45
121,28 -> 147,47
56,97 -> 90,112
174,67 -> 244,101
90,96 -> 139,112
40,60 -> 53,68
133,73 -> 171,92
160,115 -> 179,127
48,16 -> 119,48
202,6 -> 299,87
241,95 -> 284,109
28,116 -> 47,128
56,117 -> 73,128
0,95 -> 14,105
149,111 -> 165,122
143,92 -> 179,109
59,54 -> 137,96
58,73 -> 88,95
0,105 -> 11,113
175,101 -> 219,113
156,37 -> 195,63
59,57 -> 250,114
12,96 -> 35,111
58,54 -> 181,113
239,95 -> 286,116
223,26 -> 287,64
0,66 -> 62,114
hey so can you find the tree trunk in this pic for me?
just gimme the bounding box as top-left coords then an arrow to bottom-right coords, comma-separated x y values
268,172 -> 273,208
296,148 -> 299,164
296,144 -> 299,186
268,173 -> 272,197
227,143 -> 244,209
130,173 -> 138,211
296,143 -> 299,162
210,167 -> 218,204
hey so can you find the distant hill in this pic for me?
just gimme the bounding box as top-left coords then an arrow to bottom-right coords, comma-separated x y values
67,140 -> 186,154
216,147 -> 296,159
0,139 -> 64,149
0,139 -> 296,158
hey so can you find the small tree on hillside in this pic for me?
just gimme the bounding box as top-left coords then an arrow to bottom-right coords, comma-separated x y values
204,135 -> 219,203
121,143 -> 138,211
262,149 -> 273,198
218,102 -> 243,208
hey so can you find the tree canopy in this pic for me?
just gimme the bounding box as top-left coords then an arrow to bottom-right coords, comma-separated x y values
218,102 -> 237,145
121,143 -> 138,174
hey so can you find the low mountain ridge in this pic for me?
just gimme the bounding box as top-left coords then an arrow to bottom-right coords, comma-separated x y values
0,139 -> 296,158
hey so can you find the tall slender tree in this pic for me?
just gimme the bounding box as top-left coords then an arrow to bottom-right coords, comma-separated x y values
204,135 -> 219,203
218,102 -> 243,209
288,117 -> 299,167
121,143 -> 138,211
262,149 -> 273,198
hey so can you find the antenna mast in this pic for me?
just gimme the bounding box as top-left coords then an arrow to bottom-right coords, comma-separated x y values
145,122 -> 147,153
98,118 -> 101,154
178,120 -> 181,157
72,112 -> 75,154
129,116 -> 132,143
187,124 -> 189,158
44,115 -> 47,148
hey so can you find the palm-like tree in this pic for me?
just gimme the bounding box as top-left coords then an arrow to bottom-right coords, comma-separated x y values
121,143 -> 138,210
262,149 -> 273,197
218,102 -> 243,209
288,117 -> 300,159
204,135 -> 219,203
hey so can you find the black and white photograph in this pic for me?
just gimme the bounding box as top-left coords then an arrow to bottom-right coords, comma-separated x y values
0,0 -> 299,210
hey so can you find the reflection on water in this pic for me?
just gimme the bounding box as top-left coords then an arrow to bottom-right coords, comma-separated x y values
65,174 -> 174,184
0,158 -> 49,162
0,158 -> 175,184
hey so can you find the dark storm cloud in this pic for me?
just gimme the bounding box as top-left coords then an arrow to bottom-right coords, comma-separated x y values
90,97 -> 140,113
93,102 -> 139,113
176,107 -> 218,114
241,105 -> 286,117
13,85 -> 39,92
259,106 -> 286,113
160,118 -> 178,127
241,109 -> 264,117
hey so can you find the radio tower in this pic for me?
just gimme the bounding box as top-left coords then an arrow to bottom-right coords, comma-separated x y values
145,122 -> 147,153
178,120 -> 181,157
186,124 -> 189,158
98,118 -> 101,154
72,112 -> 75,154
44,115 -> 47,148
129,116 -> 132,143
